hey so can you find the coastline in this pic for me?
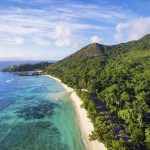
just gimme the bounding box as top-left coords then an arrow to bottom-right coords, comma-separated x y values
46,75 -> 106,150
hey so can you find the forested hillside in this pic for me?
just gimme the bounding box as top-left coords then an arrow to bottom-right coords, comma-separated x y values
3,62 -> 51,72
46,34 -> 150,150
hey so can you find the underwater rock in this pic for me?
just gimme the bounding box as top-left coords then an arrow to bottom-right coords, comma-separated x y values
16,101 -> 59,120
0,121 -> 69,150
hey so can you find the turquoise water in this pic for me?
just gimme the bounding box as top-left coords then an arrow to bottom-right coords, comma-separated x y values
0,72 -> 85,150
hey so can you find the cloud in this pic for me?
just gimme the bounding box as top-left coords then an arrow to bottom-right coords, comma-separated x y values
51,24 -> 81,48
51,24 -> 73,47
57,4 -> 128,22
0,36 -> 24,45
55,39 -> 71,47
114,23 -> 129,41
0,25 -> 39,36
114,17 -> 150,42
9,0 -> 52,4
0,2 -> 134,48
14,37 -> 24,44
91,35 -> 103,43
33,38 -> 51,46
52,24 -> 72,40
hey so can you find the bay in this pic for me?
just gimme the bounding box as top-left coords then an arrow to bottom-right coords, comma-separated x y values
0,72 -> 85,150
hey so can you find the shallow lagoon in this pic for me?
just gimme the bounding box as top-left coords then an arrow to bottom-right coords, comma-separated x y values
0,72 -> 85,150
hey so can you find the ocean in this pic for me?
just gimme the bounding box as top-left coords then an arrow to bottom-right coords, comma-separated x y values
0,62 -> 85,150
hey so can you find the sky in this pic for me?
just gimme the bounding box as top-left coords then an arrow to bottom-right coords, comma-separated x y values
0,0 -> 150,60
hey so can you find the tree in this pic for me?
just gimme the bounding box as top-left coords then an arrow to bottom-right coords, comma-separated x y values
145,127 -> 150,149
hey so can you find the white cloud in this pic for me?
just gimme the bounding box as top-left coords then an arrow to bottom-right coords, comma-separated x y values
91,36 -> 103,43
51,24 -> 73,47
55,39 -> 71,47
58,4 -> 127,21
114,23 -> 129,41
9,0 -> 52,4
0,2 -> 134,48
1,37 -> 24,45
0,25 -> 39,35
114,17 -> 150,42
52,24 -> 72,40
50,24 -> 80,48
0,8 -> 93,47
33,38 -> 51,46
14,37 -> 24,44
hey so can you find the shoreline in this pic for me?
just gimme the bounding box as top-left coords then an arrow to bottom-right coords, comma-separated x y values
46,75 -> 106,150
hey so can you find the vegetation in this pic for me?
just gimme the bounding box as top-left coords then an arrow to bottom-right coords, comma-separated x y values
2,61 -> 51,72
15,71 -> 42,76
46,34 -> 150,150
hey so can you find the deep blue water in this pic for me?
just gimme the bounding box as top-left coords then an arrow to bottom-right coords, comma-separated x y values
0,72 -> 85,150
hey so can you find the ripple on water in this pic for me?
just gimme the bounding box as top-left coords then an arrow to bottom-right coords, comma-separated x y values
0,121 -> 69,150
0,96 -> 18,111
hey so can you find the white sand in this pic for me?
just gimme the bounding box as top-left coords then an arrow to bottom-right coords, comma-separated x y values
46,75 -> 107,150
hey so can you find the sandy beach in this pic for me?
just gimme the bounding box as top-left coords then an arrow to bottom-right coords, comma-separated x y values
46,75 -> 106,150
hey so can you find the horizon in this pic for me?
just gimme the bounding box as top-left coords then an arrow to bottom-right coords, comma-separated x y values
0,58 -> 58,61
0,0 -> 150,60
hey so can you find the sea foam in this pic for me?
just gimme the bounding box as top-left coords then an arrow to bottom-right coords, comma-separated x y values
5,79 -> 14,83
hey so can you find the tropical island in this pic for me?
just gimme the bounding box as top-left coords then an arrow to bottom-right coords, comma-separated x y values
3,34 -> 150,150
2,62 -> 50,76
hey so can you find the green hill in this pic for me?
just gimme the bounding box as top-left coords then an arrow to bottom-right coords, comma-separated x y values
47,34 -> 150,150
